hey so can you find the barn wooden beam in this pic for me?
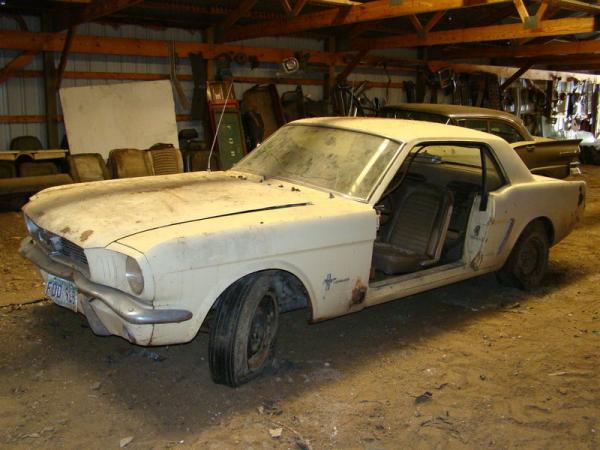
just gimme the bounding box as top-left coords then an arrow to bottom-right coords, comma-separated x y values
499,63 -> 534,90
292,0 -> 310,16
427,61 -> 600,82
535,1 -> 550,20
497,54 -> 600,66
225,0 -> 514,41
536,0 -> 600,14
0,29 -> 339,66
141,1 -> 285,21
53,0 -> 145,31
219,0 -> 257,30
13,70 -> 414,88
409,15 -> 424,33
355,17 -> 596,49
0,50 -> 37,84
280,0 -> 293,15
308,0 -> 360,5
439,38 -> 600,60
56,26 -> 76,89
513,0 -> 531,23
424,10 -> 446,33
0,29 -> 426,74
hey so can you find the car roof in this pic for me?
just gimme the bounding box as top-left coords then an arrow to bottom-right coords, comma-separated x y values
291,117 -> 506,145
382,103 -> 521,121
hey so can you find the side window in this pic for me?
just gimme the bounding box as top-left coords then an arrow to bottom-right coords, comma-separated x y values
483,150 -> 505,192
420,144 -> 482,167
412,143 -> 506,192
488,120 -> 524,143
458,119 -> 489,133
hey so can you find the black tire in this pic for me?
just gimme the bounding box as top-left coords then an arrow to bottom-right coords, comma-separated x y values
496,221 -> 549,290
209,273 -> 280,387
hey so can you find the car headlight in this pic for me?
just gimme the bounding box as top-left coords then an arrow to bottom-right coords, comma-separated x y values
125,256 -> 144,295
25,215 -> 39,237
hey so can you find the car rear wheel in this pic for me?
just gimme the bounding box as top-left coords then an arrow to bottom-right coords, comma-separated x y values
496,221 -> 549,290
209,273 -> 279,387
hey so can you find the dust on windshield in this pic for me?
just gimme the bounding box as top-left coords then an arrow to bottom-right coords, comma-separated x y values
235,124 -> 402,201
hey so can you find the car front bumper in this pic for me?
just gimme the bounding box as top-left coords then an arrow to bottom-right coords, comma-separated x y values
19,237 -> 192,344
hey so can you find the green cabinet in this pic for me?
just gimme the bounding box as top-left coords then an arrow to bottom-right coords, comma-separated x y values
213,109 -> 246,170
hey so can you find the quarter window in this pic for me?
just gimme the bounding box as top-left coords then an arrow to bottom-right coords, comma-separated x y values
459,119 -> 489,133
488,120 -> 524,143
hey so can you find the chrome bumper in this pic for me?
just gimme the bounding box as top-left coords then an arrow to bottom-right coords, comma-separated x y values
19,237 -> 192,325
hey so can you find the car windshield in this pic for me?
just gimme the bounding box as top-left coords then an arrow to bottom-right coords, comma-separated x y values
235,124 -> 402,201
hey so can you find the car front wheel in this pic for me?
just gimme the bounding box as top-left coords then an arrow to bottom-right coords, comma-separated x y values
209,273 -> 280,387
496,221 -> 549,290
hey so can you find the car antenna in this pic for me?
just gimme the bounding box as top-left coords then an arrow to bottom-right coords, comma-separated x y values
207,81 -> 234,172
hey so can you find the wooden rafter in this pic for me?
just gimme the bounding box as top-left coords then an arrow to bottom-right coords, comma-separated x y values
409,15 -> 423,33
0,29 -> 337,65
513,0 -> 530,23
427,61 -> 600,82
499,63 -> 534,90
535,1 -> 550,20
424,10 -> 446,33
139,1 -> 285,21
410,10 -> 447,36
3,70 -> 412,92
53,0 -> 145,31
280,0 -> 293,15
219,0 -> 257,30
225,0 -> 514,41
535,0 -> 600,14
309,0 -> 360,5
0,30 -> 427,77
292,0 -> 310,16
56,26 -> 76,89
439,38 -> 600,60
355,17 -> 595,49
0,50 -> 37,84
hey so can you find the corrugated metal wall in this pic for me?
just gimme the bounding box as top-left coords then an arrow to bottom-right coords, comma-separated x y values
0,16 -> 45,149
0,16 -> 415,149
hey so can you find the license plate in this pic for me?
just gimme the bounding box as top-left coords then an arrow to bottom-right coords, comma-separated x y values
45,274 -> 78,312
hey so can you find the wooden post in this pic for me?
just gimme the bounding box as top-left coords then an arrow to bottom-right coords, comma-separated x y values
41,15 -> 59,149
324,37 -> 335,113
205,27 -> 215,81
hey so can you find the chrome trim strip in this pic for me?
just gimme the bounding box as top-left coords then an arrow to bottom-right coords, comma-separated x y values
19,238 -> 192,325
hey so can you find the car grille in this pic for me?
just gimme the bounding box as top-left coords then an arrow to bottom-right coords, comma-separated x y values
34,227 -> 89,269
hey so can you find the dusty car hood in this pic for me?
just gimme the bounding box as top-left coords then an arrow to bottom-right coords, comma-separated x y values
23,171 -> 318,248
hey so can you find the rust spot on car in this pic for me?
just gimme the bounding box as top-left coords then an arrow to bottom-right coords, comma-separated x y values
60,226 -> 71,234
351,279 -> 367,305
80,230 -> 94,242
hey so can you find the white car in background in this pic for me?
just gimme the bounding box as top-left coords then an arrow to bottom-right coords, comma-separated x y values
20,118 -> 586,386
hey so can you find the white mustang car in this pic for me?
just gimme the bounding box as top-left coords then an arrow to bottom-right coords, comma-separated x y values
20,118 -> 585,386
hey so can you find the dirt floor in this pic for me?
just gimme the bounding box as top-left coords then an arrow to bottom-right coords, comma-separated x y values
1,167 -> 599,450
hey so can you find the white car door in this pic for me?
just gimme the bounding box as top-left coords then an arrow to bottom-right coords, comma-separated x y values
465,147 -> 514,271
